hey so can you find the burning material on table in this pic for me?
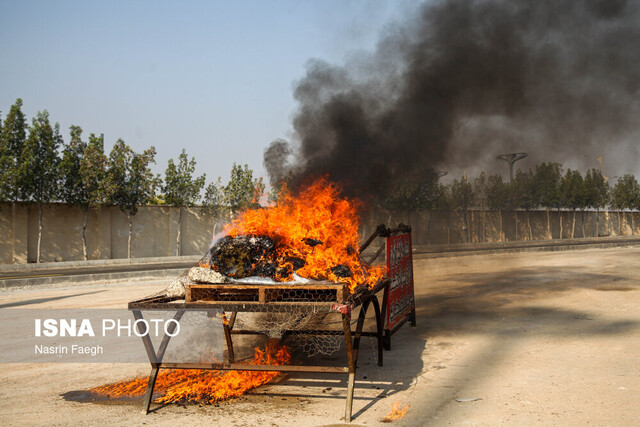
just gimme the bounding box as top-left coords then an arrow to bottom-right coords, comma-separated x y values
94,178 -> 391,416
163,177 -> 386,300
92,177 -> 417,423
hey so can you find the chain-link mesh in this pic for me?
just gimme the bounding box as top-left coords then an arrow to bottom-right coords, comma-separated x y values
133,252 -> 382,357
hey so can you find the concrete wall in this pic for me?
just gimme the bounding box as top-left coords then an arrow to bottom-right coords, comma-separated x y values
0,203 -> 225,264
1,202 -> 639,264
361,209 -> 640,246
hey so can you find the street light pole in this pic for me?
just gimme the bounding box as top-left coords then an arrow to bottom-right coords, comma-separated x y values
496,152 -> 528,182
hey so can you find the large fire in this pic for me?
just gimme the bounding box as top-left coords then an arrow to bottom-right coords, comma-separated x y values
223,177 -> 385,293
92,339 -> 290,404
94,179 -> 384,407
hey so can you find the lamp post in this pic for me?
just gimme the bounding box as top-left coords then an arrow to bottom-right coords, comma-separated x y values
496,152 -> 528,183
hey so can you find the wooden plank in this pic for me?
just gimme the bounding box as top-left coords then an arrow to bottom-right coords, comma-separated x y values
187,282 -> 344,290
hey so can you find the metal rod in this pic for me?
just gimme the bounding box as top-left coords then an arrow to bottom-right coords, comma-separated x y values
352,300 -> 370,367
228,311 -> 237,329
132,310 -> 159,364
222,312 -> 235,363
343,312 -> 356,422
155,310 -> 184,363
366,244 -> 386,264
359,224 -> 390,254
142,367 -> 159,414
157,363 -> 349,373
370,296 -> 384,367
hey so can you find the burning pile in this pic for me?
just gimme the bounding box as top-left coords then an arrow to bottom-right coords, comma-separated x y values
201,177 -> 385,293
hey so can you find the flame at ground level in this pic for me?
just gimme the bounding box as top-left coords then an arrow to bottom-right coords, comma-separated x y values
92,340 -> 290,404
381,401 -> 409,422
224,178 -> 386,292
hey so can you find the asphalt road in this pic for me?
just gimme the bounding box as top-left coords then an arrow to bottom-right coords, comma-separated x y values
0,261 -> 196,281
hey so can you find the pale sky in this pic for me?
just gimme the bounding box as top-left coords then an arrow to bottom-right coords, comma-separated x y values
0,0 -> 413,184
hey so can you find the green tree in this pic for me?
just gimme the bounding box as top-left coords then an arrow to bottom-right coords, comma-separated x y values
535,162 -> 562,239
225,163 -> 257,214
202,177 -> 228,235
59,126 -> 87,206
512,169 -> 537,240
0,98 -> 28,201
163,149 -> 206,255
18,111 -> 62,262
473,172 -> 488,242
451,176 -> 474,243
486,174 -> 509,241
79,133 -> 108,258
611,174 -> 640,235
104,140 -> 159,258
383,171 -> 443,226
560,169 -> 585,238
583,168 -> 610,237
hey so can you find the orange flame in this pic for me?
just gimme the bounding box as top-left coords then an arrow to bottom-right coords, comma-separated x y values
92,340 -> 290,404
224,178 -> 385,292
381,401 -> 409,422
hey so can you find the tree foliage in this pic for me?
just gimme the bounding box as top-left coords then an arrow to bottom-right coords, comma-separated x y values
535,162 -> 562,210
451,176 -> 474,211
163,149 -> 206,206
486,174 -> 509,210
583,168 -> 609,211
105,140 -> 159,216
59,125 -> 88,205
560,169 -> 585,211
225,163 -> 258,213
18,111 -> 61,205
0,99 -> 28,201
104,140 -> 159,258
611,174 -> 640,211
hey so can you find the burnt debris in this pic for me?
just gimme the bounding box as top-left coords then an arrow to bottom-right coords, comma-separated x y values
302,238 -> 323,248
205,235 -> 350,281
206,235 -> 277,279
330,265 -> 353,278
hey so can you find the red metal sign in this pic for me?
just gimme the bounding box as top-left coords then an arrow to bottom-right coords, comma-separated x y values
385,232 -> 415,330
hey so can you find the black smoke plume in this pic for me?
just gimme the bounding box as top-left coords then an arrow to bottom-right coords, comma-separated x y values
265,0 -> 640,201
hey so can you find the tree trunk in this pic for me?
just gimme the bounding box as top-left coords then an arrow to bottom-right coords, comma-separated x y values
559,209 -> 563,239
581,211 -> 586,238
546,208 -> 551,239
176,207 -> 182,256
595,209 -> 600,237
618,211 -> 623,235
127,213 -> 133,259
526,212 -> 532,240
498,210 -> 504,242
482,210 -> 486,243
446,212 -> 451,245
426,211 -> 432,245
632,212 -> 636,236
37,203 -> 43,263
82,206 -> 89,261
514,210 -> 518,241
571,210 -> 576,239
464,210 -> 470,243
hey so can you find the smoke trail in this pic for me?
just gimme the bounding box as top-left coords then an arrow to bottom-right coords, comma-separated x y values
265,0 -> 640,200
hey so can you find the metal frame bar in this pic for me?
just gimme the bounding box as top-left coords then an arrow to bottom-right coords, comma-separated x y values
130,279 -> 389,422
